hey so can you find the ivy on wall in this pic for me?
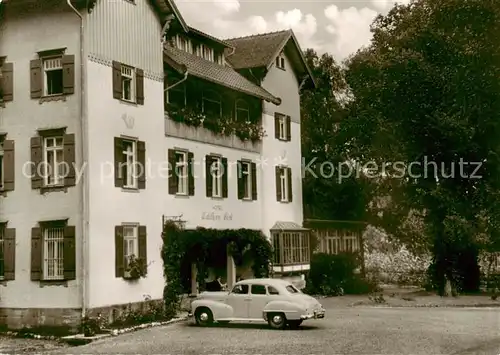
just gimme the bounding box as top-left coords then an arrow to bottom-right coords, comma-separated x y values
161,220 -> 272,316
166,103 -> 266,143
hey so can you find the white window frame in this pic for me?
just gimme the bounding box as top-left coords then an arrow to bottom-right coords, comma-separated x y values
280,167 -> 288,202
235,99 -> 250,122
278,114 -> 287,140
276,53 -> 285,70
325,230 -> 341,254
241,161 -> 252,200
122,139 -> 137,189
43,136 -> 64,187
0,224 -> 4,280
0,140 -> 4,190
202,90 -> 222,117
175,150 -> 188,195
123,224 -> 139,269
175,34 -> 192,53
43,56 -> 64,96
343,232 -> 359,253
197,44 -> 214,62
42,226 -> 65,280
211,156 -> 222,198
121,65 -> 135,102
272,232 -> 310,265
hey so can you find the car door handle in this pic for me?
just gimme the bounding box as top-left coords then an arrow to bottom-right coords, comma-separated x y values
244,298 -> 252,301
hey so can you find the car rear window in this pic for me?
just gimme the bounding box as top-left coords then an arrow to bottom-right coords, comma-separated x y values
286,285 -> 299,293
251,285 -> 266,295
267,286 -> 280,295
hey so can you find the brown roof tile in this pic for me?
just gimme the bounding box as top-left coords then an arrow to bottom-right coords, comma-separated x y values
164,45 -> 281,104
224,30 -> 291,69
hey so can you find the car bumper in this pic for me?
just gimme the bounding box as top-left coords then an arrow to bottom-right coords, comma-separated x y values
300,308 -> 326,320
187,312 -> 196,324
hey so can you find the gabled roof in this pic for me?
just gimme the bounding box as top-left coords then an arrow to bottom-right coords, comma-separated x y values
151,0 -> 188,32
164,45 -> 281,105
187,26 -> 234,49
270,221 -> 309,231
225,29 -> 315,87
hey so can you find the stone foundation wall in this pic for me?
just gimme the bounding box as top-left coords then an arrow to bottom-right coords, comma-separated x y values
0,307 -> 82,335
86,298 -> 164,325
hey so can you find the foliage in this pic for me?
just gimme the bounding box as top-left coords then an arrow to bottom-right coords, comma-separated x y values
166,103 -> 266,142
124,255 -> 147,279
300,49 -> 372,222
342,0 -> 500,294
304,253 -> 379,296
161,220 -> 272,316
80,314 -> 106,337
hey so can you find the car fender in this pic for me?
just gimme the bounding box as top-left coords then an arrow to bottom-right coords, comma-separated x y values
263,300 -> 305,321
191,299 -> 233,320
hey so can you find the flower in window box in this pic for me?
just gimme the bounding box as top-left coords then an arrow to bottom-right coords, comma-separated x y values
124,254 -> 147,279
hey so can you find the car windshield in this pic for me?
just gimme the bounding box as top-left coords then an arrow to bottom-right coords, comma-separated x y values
285,285 -> 300,293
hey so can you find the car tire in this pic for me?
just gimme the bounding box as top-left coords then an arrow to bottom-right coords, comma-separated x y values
195,307 -> 213,327
267,312 -> 286,330
288,320 -> 303,329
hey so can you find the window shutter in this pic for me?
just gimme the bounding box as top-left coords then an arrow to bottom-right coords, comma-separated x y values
205,155 -> 213,197
63,134 -> 76,187
136,68 -> 144,105
275,166 -> 282,201
1,62 -> 14,102
30,59 -> 42,99
286,116 -> 291,141
237,160 -> 244,200
114,137 -> 124,188
112,61 -> 122,99
3,228 -> 16,281
138,225 -> 147,275
222,157 -> 228,198
115,225 -> 124,278
188,152 -> 195,196
30,136 -> 43,189
137,140 -> 146,189
62,55 -> 75,95
274,113 -> 280,139
31,227 -> 42,280
2,140 -> 15,191
287,167 -> 293,202
63,226 -> 76,280
168,149 -> 178,194
251,162 -> 257,201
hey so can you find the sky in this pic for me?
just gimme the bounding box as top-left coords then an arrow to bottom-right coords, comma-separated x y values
175,0 -> 411,63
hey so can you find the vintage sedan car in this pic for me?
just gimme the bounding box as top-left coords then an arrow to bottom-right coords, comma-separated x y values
188,278 -> 325,329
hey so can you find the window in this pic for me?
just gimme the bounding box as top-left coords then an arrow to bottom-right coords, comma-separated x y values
165,81 -> 186,108
0,140 -> 3,190
278,114 -> 287,140
197,44 -> 214,62
280,168 -> 287,202
251,284 -> 267,295
0,225 -> 4,280
175,151 -> 188,195
276,53 -> 285,70
211,156 -> 222,198
231,284 -> 249,294
202,90 -> 222,117
286,285 -> 300,294
274,113 -> 291,141
43,57 -> 63,96
43,136 -> 64,186
121,139 -> 137,189
123,225 -> 138,269
241,161 -> 251,199
121,65 -> 135,102
235,99 -> 249,122
0,59 -> 13,103
343,232 -> 360,253
175,35 -> 192,53
43,225 -> 65,280
275,166 -> 292,203
272,231 -> 310,265
268,286 -> 280,295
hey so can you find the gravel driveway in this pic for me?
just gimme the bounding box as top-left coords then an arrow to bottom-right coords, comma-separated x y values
49,305 -> 500,355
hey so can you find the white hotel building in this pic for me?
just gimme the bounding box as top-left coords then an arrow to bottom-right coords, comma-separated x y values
0,0 -> 315,331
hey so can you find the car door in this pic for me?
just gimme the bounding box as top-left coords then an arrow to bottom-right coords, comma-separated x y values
247,284 -> 270,319
225,284 -> 250,318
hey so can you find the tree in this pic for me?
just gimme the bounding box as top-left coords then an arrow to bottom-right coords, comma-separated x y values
300,49 -> 372,221
343,0 -> 500,294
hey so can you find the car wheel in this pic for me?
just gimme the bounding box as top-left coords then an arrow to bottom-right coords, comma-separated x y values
195,307 -> 213,327
267,312 -> 286,330
288,320 -> 303,329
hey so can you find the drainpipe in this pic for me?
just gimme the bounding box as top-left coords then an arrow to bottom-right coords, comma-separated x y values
66,0 -> 88,320
164,71 -> 188,91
